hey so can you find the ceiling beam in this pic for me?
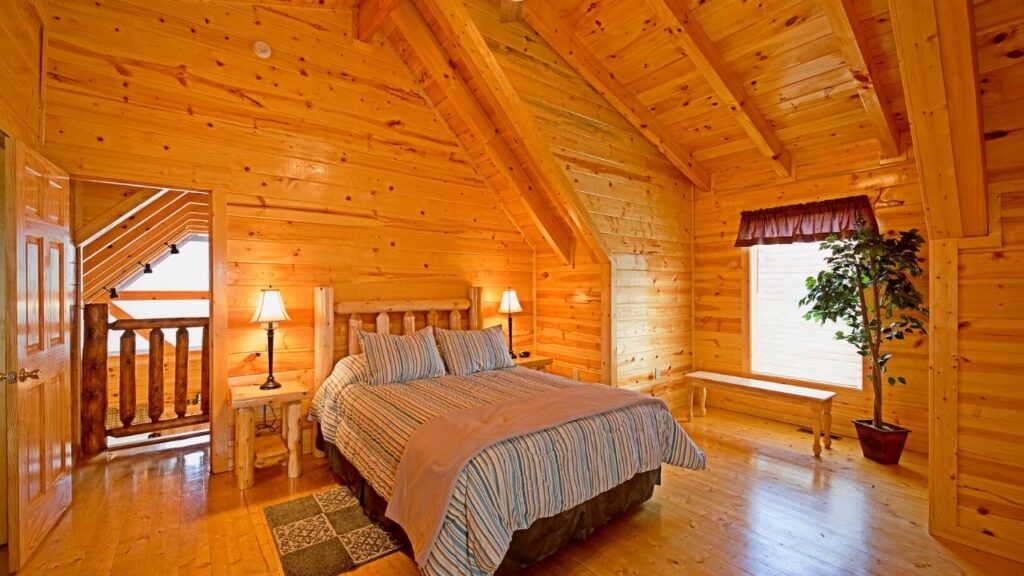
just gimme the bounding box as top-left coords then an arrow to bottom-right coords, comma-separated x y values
822,0 -> 901,158
355,0 -> 399,42
409,0 -> 610,260
889,0 -> 987,238
649,0 -> 793,178
523,1 -> 711,191
76,187 -> 169,246
385,1 -> 576,264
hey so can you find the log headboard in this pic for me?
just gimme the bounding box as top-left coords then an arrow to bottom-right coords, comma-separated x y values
312,286 -> 483,386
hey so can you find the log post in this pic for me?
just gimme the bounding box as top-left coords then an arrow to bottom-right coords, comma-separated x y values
82,303 -> 109,455
119,329 -> 137,428
149,329 -> 165,423
348,314 -> 361,355
175,327 -> 189,418
201,325 -> 210,416
376,311 -> 390,335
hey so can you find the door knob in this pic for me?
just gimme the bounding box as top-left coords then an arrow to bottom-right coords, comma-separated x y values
18,368 -> 41,382
0,371 -> 14,384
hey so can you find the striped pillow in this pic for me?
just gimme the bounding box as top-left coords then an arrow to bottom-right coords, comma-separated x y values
434,325 -> 514,376
357,327 -> 446,385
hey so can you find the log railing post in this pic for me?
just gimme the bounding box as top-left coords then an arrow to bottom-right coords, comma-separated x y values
119,330 -> 137,428
82,303 -> 109,455
174,327 -> 189,418
149,328 -> 165,423
84,315 -> 210,440
201,325 -> 210,416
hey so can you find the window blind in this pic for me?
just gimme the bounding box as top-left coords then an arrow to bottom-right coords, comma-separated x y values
750,242 -> 863,388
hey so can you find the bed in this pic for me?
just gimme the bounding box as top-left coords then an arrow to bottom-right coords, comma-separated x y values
308,288 -> 706,575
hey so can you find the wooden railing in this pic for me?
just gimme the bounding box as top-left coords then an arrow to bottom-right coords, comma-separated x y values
81,303 -> 210,454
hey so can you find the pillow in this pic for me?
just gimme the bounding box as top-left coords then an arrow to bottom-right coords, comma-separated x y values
357,327 -> 446,385
434,325 -> 514,376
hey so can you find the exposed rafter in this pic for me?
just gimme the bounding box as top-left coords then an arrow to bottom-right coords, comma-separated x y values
523,1 -> 710,191
84,192 -> 210,293
354,0 -> 399,43
76,186 -> 169,245
649,0 -> 793,178
822,0 -> 901,158
889,0 -> 987,238
409,0 -> 610,260
385,1 -> 576,264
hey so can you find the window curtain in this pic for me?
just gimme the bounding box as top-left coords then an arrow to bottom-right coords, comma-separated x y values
734,195 -> 878,247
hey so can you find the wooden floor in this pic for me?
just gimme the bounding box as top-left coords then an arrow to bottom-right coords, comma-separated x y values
16,410 -> 1020,576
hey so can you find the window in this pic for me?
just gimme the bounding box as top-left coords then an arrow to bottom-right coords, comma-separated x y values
749,242 -> 862,388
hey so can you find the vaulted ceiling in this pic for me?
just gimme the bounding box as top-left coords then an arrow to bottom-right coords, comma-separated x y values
344,0 -> 988,244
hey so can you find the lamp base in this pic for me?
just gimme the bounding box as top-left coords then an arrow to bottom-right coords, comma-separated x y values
260,376 -> 282,390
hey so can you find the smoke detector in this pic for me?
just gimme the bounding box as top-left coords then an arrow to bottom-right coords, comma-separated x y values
253,40 -> 272,59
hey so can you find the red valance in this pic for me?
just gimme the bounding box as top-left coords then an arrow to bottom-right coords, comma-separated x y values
734,195 -> 878,247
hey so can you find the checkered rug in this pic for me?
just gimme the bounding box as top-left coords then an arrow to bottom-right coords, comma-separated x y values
264,486 -> 403,576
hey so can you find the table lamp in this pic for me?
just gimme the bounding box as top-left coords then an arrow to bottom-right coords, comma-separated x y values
498,288 -> 522,358
252,288 -> 290,389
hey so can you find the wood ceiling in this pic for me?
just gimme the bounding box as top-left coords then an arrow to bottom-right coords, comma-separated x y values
82,189 -> 210,301
343,0 -> 988,246
111,0 -> 990,252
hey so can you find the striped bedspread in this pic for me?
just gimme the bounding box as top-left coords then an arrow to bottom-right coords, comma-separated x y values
310,367 -> 706,576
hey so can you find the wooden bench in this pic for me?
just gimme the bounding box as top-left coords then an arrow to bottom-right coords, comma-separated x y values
684,371 -> 837,457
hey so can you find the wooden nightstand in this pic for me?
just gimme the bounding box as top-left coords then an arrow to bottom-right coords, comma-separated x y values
514,355 -> 553,371
229,383 -> 308,490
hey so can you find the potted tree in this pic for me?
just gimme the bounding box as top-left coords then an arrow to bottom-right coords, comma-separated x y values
800,224 -> 928,465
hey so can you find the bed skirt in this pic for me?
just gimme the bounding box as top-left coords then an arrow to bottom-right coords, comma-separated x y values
320,439 -> 660,575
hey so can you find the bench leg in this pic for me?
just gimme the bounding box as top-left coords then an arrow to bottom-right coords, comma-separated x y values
823,406 -> 833,450
811,406 -> 822,457
686,385 -> 694,422
699,386 -> 707,417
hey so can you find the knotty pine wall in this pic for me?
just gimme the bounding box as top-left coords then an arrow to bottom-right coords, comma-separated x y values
693,144 -> 931,453
0,0 -> 45,145
943,0 -> 1024,557
42,0 -> 535,469
468,0 -> 696,397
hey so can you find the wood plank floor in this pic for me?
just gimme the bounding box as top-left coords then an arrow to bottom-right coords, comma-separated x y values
15,410 -> 1021,576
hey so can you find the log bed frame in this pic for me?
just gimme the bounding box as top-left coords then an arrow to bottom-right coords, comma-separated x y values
309,285 -> 661,574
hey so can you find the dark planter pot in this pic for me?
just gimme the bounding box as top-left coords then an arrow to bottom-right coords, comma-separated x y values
853,419 -> 910,464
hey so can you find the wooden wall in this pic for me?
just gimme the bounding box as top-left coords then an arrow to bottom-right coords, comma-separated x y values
467,0 -> 696,395
930,0 -> 1024,560
0,0 -> 45,145
42,0 -> 534,471
693,144 -> 930,451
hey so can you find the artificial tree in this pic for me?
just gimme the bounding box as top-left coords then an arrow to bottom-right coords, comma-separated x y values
799,224 -> 928,462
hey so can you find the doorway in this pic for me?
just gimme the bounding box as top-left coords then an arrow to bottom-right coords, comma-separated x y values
74,180 -> 212,453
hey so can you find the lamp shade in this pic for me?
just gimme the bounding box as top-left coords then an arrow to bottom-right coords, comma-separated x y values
498,288 -> 523,314
251,288 -> 291,324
